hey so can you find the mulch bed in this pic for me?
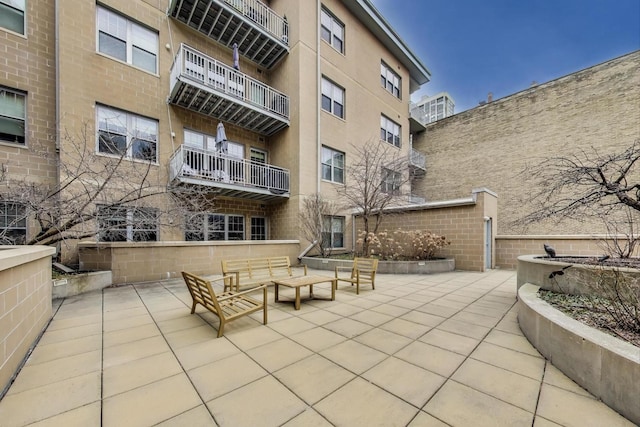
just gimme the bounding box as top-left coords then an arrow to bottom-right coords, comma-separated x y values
537,256 -> 640,347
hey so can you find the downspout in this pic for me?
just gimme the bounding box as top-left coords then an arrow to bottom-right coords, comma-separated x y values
54,0 -> 60,152
316,0 -> 321,193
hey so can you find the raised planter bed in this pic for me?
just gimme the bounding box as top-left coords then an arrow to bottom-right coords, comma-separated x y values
300,256 -> 455,274
518,283 -> 639,424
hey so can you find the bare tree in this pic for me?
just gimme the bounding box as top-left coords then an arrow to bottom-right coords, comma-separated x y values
521,140 -> 640,258
523,140 -> 640,221
299,192 -> 339,257
337,140 -> 411,256
0,125 -> 212,254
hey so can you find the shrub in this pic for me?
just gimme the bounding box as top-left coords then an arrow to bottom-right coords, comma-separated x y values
355,229 -> 450,260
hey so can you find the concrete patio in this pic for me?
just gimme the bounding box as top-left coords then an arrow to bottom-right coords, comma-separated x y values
0,269 -> 634,426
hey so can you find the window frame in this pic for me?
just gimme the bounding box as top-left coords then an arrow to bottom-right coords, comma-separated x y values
0,201 -> 27,244
96,5 -> 159,74
0,86 -> 26,145
96,104 -> 158,163
320,7 -> 344,54
321,77 -> 345,119
380,115 -> 401,148
321,145 -> 345,184
250,216 -> 267,240
380,61 -> 401,99
0,0 -> 26,35
185,213 -> 246,241
381,167 -> 402,195
322,215 -> 345,249
97,205 -> 159,242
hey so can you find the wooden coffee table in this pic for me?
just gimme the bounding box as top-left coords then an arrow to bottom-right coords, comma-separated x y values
273,275 -> 337,310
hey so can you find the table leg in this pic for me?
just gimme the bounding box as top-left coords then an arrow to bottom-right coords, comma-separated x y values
295,287 -> 300,310
274,283 -> 279,302
331,279 -> 336,301
309,284 -> 314,299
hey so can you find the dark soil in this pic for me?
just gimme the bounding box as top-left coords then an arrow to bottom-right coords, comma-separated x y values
537,256 -> 640,347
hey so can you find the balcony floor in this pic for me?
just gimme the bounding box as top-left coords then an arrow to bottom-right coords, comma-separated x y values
0,269 -> 632,426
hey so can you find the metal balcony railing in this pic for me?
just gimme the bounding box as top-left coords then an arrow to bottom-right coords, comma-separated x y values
169,44 -> 289,135
170,145 -> 290,198
168,0 -> 289,69
222,0 -> 288,43
410,148 -> 426,170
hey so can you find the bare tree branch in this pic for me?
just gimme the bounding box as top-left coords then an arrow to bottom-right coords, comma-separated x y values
337,140 -> 411,255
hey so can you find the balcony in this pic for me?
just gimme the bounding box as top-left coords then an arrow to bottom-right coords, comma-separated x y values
169,0 -> 289,69
169,44 -> 289,136
169,145 -> 290,202
409,148 -> 426,172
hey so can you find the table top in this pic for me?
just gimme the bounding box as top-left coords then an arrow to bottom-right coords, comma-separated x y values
273,275 -> 336,287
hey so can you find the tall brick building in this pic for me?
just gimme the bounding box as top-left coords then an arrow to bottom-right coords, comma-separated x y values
0,0 -> 430,264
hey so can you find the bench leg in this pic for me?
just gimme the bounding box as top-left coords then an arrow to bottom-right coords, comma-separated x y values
191,301 -> 197,314
331,279 -> 336,301
274,283 -> 279,302
295,287 -> 300,310
262,287 -> 268,325
217,318 -> 225,338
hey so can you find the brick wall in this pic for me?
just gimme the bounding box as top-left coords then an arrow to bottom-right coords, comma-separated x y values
413,51 -> 640,237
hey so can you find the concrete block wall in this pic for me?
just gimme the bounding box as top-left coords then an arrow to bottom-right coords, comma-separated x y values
0,246 -> 56,396
353,189 -> 497,271
79,240 -> 302,284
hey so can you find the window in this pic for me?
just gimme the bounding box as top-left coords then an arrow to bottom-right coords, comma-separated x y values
0,0 -> 25,35
97,105 -> 158,162
322,216 -> 344,248
0,87 -> 26,145
380,115 -> 401,147
185,213 -> 245,241
381,62 -> 401,98
98,206 -> 158,242
251,217 -> 266,240
321,78 -> 344,119
321,146 -> 344,183
320,8 -> 344,53
0,201 -> 26,244
381,167 -> 401,195
97,6 -> 158,73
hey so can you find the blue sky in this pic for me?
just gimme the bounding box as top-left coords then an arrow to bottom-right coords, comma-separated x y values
370,0 -> 640,113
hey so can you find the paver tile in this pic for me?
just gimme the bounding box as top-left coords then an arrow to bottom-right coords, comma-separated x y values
103,352 -> 183,398
418,328 -> 480,356
315,377 -> 418,427
27,402 -> 101,427
542,363 -> 592,397
173,337 -> 240,371
154,405 -> 216,426
424,380 -> 533,427
320,340 -> 387,374
354,327 -> 413,354
274,354 -> 355,404
247,338 -> 313,372
537,383 -> 635,427
470,342 -> 545,381
380,318 -> 433,339
323,317 -> 373,338
363,356 -> 446,408
25,334 -> 102,365
281,408 -> 333,426
483,329 -> 542,357
395,341 -> 465,377
103,374 -> 201,427
207,376 -> 306,427
289,326 -> 347,352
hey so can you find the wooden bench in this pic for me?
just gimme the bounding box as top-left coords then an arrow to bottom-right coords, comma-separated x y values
181,271 -> 267,338
221,256 -> 306,291
335,257 -> 379,295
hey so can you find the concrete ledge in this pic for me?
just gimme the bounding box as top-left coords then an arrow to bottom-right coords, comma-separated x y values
516,254 -> 640,294
52,271 -> 113,299
517,283 -> 640,425
300,257 -> 455,274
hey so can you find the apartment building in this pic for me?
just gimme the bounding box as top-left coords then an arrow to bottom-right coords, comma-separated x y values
0,0 -> 430,264
410,92 -> 455,125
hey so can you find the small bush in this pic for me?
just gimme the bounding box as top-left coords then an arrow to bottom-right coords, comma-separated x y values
355,229 -> 450,260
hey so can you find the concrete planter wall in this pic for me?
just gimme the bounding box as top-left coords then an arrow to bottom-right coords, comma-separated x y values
301,257 -> 455,274
516,254 -> 640,295
518,284 -> 640,425
52,271 -> 113,299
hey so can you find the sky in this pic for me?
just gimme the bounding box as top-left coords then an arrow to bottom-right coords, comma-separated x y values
369,0 -> 640,113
